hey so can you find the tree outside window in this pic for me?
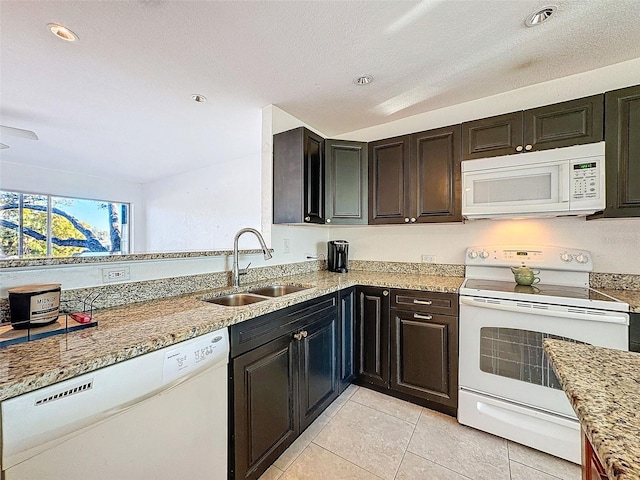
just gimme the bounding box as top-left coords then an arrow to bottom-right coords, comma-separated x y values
0,191 -> 129,258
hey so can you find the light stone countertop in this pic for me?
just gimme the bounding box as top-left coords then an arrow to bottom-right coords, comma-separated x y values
544,340 -> 640,480
599,289 -> 640,313
0,270 -> 463,402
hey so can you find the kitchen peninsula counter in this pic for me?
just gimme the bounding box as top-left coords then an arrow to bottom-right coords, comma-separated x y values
544,340 -> 640,480
0,270 -> 463,402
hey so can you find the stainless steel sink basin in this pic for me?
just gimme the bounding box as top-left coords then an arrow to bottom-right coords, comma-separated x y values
248,285 -> 310,297
203,293 -> 269,307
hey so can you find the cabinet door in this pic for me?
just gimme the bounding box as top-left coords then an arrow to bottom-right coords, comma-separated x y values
369,135 -> 411,224
390,309 -> 458,408
603,84 -> 640,217
411,125 -> 462,223
462,112 -> 523,160
325,140 -> 368,225
273,127 -> 325,224
304,129 -> 325,223
233,335 -> 298,480
273,127 -> 304,224
524,95 -> 604,151
339,287 -> 356,392
355,286 -> 390,388
298,313 -> 339,430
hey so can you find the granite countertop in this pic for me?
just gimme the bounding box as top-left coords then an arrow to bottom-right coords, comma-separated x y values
0,270 -> 463,402
544,340 -> 640,480
599,288 -> 640,313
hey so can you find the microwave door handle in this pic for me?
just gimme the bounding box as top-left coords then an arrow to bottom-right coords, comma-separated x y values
559,163 -> 570,203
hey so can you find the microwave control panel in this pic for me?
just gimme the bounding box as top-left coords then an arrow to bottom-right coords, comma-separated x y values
571,160 -> 600,200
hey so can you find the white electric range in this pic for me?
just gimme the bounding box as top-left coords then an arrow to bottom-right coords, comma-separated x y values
457,245 -> 629,464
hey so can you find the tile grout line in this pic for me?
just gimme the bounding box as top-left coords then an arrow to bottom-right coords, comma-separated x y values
391,407 -> 422,479
309,441 -> 387,480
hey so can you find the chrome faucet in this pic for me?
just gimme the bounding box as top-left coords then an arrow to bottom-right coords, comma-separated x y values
232,228 -> 273,287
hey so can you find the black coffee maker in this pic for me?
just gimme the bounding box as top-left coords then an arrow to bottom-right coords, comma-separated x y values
327,240 -> 349,273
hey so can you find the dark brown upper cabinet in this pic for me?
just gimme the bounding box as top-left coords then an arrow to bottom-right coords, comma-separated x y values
600,84 -> 640,218
273,127 -> 325,224
369,126 -> 461,225
368,135 -> 411,224
411,125 -> 462,223
325,139 -> 368,225
462,95 -> 604,160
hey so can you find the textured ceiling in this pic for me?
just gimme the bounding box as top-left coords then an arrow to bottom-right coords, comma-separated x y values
1,0 -> 640,184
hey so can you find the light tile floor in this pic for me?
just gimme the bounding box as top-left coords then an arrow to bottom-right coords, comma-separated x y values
258,385 -> 581,480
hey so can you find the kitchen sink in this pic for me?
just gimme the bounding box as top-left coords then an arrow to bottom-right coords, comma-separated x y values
248,285 -> 310,297
203,293 -> 269,307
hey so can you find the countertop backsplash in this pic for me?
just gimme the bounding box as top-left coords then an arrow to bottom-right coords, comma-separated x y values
2,261 -> 639,324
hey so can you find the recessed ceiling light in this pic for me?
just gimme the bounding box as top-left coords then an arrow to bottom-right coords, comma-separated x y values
47,23 -> 78,41
354,75 -> 373,86
191,94 -> 207,103
525,6 -> 556,27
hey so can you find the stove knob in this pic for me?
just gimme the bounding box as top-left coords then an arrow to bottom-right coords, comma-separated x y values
560,252 -> 572,262
480,250 -> 489,259
576,253 -> 589,264
468,250 -> 478,259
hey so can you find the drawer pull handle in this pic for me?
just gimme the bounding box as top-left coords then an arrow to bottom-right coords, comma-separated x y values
414,313 -> 433,320
383,290 -> 389,296
413,299 -> 432,305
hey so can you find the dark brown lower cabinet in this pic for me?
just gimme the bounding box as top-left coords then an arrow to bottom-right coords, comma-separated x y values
230,294 -> 339,480
390,309 -> 458,410
355,287 -> 459,416
582,430 -> 608,480
355,286 -> 390,388
338,287 -> 356,392
298,314 -> 339,431
232,335 -> 298,480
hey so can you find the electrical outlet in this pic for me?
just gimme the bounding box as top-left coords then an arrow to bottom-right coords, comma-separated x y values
102,266 -> 130,283
283,238 -> 291,254
421,254 -> 436,263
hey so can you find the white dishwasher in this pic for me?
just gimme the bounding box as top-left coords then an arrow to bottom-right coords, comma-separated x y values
1,327 -> 229,480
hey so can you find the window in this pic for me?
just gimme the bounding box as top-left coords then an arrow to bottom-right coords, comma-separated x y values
0,190 -> 130,258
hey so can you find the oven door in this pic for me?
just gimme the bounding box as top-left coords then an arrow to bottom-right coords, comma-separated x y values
459,295 -> 629,417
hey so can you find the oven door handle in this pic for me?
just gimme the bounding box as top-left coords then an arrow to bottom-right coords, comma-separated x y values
459,297 -> 628,325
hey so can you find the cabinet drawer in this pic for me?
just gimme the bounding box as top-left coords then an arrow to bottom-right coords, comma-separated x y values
391,289 -> 458,315
230,294 -> 337,357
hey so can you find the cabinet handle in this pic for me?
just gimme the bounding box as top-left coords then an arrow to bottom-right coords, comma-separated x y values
410,217 -> 416,223
413,313 -> 433,320
525,144 -> 532,151
304,216 -> 311,222
294,332 -> 303,340
302,330 -> 308,338
383,290 -> 389,296
516,145 -> 523,152
404,217 -> 410,223
413,299 -> 432,305
326,218 -> 331,223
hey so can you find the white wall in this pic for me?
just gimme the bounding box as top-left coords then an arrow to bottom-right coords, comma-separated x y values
0,160 -> 146,249
331,217 -> 640,274
143,153 -> 262,252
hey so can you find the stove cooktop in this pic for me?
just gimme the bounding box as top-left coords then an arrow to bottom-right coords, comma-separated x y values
460,278 -> 629,312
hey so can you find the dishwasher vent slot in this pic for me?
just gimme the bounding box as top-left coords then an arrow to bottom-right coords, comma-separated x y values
35,379 -> 93,406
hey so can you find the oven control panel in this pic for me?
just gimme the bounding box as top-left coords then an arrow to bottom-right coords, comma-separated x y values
465,245 -> 593,271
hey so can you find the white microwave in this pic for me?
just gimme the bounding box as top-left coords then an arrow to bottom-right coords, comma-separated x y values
462,142 -> 605,220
